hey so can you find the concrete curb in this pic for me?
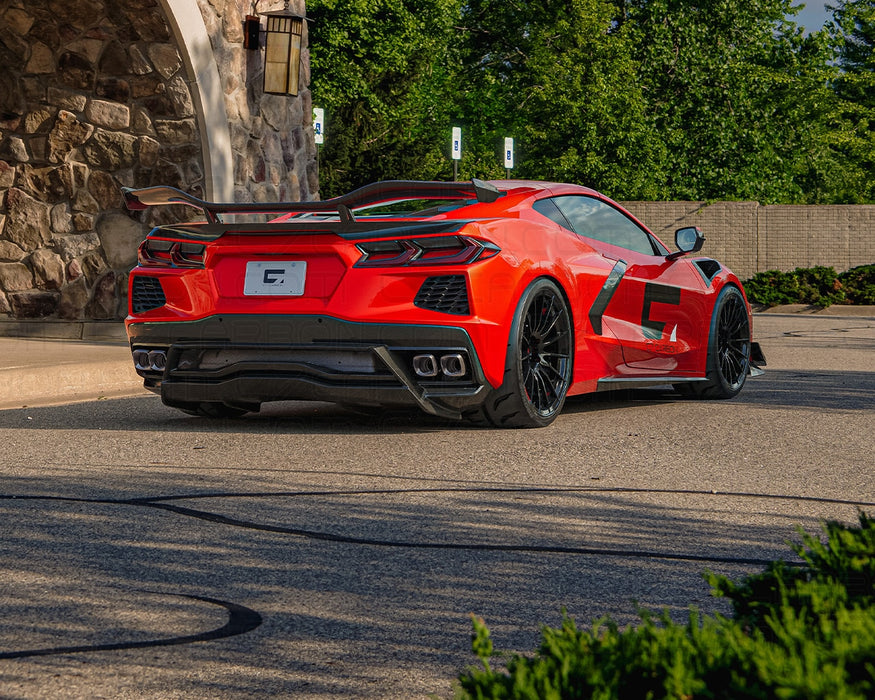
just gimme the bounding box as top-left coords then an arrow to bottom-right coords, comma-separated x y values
0,338 -> 147,410
0,320 -> 128,341
753,304 -> 875,319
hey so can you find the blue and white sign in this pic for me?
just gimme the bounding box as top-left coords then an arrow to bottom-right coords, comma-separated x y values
451,127 -> 462,160
313,107 -> 324,145
504,137 -> 514,169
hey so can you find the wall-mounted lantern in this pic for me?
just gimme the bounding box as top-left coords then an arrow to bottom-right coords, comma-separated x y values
263,4 -> 305,96
243,3 -> 306,96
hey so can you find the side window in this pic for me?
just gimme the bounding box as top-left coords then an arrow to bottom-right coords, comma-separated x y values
532,198 -> 574,231
550,196 -> 657,256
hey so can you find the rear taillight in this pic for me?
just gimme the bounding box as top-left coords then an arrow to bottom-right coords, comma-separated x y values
355,236 -> 499,268
138,239 -> 206,269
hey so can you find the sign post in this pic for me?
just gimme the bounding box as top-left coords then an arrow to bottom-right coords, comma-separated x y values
451,126 -> 462,181
313,107 -> 324,145
504,137 -> 514,178
313,107 -> 324,175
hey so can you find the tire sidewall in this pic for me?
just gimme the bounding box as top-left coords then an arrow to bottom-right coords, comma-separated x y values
706,284 -> 750,398
498,277 -> 573,427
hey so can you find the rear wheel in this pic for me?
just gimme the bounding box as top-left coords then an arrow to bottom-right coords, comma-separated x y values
476,278 -> 573,428
688,285 -> 751,399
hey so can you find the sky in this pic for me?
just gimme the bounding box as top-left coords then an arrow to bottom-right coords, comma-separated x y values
793,2 -> 832,32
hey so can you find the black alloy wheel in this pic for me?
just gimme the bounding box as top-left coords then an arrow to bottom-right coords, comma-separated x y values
520,287 -> 573,415
478,278 -> 573,428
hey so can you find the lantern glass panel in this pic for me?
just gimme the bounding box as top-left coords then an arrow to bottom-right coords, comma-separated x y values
263,15 -> 304,95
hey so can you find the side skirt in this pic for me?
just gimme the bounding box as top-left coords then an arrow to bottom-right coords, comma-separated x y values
596,377 -> 709,392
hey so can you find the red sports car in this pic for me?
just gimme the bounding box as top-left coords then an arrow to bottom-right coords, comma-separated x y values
124,179 -> 765,427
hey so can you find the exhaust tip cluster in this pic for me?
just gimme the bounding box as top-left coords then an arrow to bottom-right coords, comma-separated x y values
412,353 -> 467,379
133,349 -> 167,372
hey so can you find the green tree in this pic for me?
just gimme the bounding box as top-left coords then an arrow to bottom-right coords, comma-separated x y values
308,0 -> 463,197
454,0 -> 665,199
831,0 -> 875,79
307,0 -> 869,203
826,0 -> 875,202
619,0 -> 851,203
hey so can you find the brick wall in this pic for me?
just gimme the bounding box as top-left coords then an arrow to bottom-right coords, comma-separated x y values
621,202 -> 875,280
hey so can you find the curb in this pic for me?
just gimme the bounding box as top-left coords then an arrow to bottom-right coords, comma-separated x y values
0,320 -> 128,341
0,336 -> 146,410
753,304 -> 875,320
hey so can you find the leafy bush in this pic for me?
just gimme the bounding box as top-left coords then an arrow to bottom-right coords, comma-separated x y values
743,265 -> 875,308
840,265 -> 875,305
456,512 -> 875,699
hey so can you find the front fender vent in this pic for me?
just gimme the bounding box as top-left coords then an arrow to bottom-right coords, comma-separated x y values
414,275 -> 469,315
694,258 -> 722,284
131,275 -> 166,313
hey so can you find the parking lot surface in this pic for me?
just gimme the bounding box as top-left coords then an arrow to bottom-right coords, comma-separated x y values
0,313 -> 873,698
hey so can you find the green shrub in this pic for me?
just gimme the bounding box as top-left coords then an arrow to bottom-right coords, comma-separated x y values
742,269 -> 799,307
743,266 -> 845,308
456,513 -> 875,699
742,265 -> 875,308
840,265 -> 875,305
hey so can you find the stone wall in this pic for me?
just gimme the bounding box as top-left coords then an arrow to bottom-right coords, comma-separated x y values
198,0 -> 318,205
622,201 -> 875,281
0,0 -> 317,322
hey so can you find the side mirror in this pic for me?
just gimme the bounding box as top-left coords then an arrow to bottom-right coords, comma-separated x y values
667,226 -> 705,260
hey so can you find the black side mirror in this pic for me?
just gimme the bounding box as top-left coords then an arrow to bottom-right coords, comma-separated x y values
667,226 -> 705,260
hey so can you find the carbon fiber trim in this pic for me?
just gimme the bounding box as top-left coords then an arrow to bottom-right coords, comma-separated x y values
128,315 -> 490,418
588,260 -> 627,335
123,179 -> 503,224
147,219 -> 471,242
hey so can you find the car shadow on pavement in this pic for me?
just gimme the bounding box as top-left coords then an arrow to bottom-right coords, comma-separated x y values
733,369 -> 875,411
566,368 -> 875,413
0,367 -> 872,434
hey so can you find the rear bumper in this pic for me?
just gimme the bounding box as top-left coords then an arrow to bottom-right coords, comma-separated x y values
127,314 -> 490,418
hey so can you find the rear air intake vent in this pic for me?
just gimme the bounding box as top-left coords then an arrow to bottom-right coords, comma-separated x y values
131,276 -> 166,313
414,275 -> 469,315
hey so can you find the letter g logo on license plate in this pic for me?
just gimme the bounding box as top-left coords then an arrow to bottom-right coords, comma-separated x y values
244,260 -> 307,296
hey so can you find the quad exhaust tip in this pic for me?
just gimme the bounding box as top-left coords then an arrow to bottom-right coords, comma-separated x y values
133,348 -> 167,372
412,353 -> 467,379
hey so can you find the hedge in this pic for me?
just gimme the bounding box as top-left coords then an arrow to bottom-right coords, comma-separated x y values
456,512 -> 875,699
742,265 -> 875,308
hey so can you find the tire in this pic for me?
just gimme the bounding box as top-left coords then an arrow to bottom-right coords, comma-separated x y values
690,285 -> 751,399
476,278 -> 573,428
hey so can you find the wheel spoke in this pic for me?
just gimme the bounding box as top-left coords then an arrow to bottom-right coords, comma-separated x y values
533,296 -> 557,336
515,288 -> 573,416
715,294 -> 749,387
540,361 -> 566,384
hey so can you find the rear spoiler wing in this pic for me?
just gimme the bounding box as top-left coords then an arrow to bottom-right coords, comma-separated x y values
122,179 -> 503,224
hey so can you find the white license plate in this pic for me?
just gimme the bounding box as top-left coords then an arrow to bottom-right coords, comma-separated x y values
243,261 -> 307,296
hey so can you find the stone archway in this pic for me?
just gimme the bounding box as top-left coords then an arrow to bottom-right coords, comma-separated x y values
0,0 -> 316,324
159,0 -> 232,201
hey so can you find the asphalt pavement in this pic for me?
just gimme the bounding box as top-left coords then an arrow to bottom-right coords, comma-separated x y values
0,305 -> 873,411
0,306 -> 872,699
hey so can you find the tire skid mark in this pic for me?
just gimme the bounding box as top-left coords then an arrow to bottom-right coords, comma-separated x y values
3,485 -> 873,508
0,592 -> 262,660
3,486 -> 871,567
